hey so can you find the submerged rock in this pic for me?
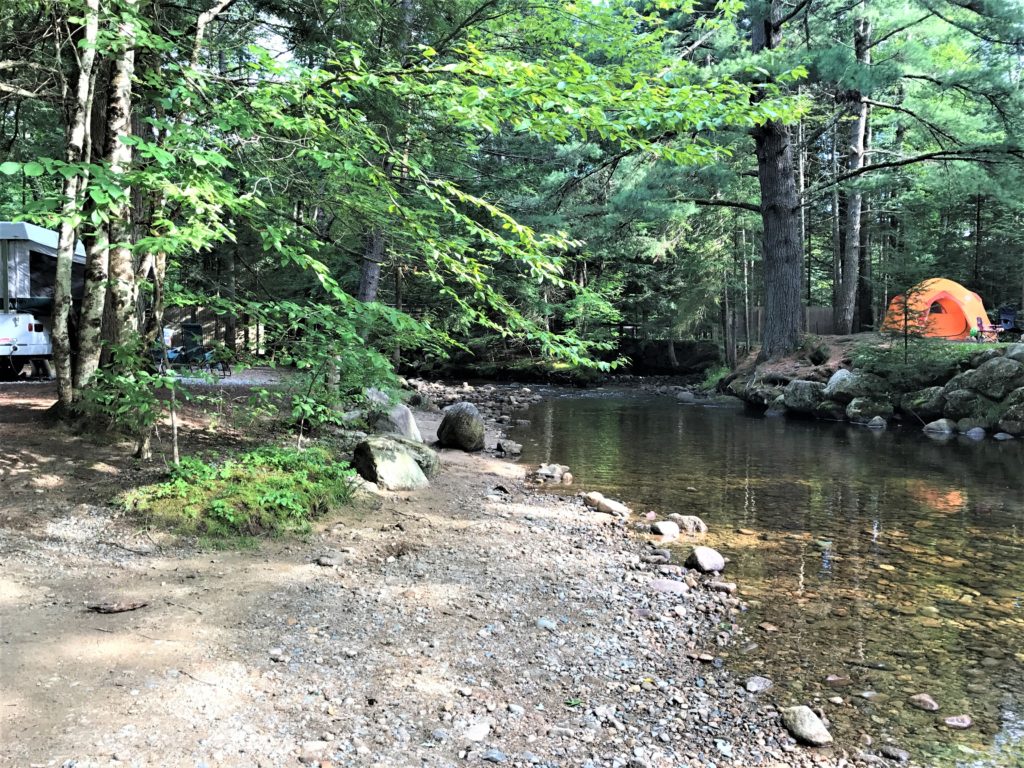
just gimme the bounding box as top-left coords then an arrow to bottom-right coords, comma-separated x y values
780,705 -> 833,746
437,401 -> 486,451
943,714 -> 973,730
496,439 -> 523,455
908,693 -> 939,711
685,546 -> 725,573
784,380 -> 826,414
923,418 -> 957,435
668,514 -> 708,533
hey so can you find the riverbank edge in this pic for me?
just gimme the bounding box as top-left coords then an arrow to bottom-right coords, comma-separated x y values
402,379 -> 927,768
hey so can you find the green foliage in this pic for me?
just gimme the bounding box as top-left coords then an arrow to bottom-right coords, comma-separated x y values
75,340 -> 183,434
851,338 -> 1003,390
698,363 -> 731,391
122,445 -> 355,540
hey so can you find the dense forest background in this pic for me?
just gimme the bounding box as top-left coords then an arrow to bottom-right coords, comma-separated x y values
2,0 -> 1023,407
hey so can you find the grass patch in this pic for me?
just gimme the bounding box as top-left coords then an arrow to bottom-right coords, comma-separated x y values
122,445 -> 355,541
851,337 -> 1007,390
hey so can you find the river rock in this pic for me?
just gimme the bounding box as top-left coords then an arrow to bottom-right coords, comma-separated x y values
899,386 -> 946,421
908,693 -> 939,711
813,399 -> 847,420
437,401 -> 486,451
998,387 -> 1024,434
685,546 -> 725,573
496,439 -> 522,455
352,436 -> 440,490
923,418 -> 957,435
784,380 -> 826,414
943,388 -> 997,424
824,369 -> 889,404
1006,343 -> 1024,364
464,720 -> 492,741
846,397 -> 894,423
780,705 -> 833,746
745,675 -> 773,693
369,403 -> 423,442
963,426 -> 986,440
649,578 -> 689,595
651,520 -> 680,540
943,714 -> 973,730
969,357 -> 1024,400
878,745 -> 910,763
597,496 -> 631,517
867,415 -> 887,429
676,390 -> 696,403
668,514 -> 708,534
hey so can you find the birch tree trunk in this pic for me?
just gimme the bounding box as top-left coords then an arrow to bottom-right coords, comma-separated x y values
751,0 -> 804,360
103,0 -> 139,351
52,0 -> 100,411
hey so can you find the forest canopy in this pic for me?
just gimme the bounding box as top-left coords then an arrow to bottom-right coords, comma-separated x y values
1,0 -> 1023,425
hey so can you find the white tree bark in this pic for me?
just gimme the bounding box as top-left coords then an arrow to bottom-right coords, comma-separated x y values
52,0 -> 100,411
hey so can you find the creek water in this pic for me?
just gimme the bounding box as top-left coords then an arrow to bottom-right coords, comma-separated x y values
511,389 -> 1024,767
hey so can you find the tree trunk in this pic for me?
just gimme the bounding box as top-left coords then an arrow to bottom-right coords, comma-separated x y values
751,0 -> 804,360
104,1 -> 139,351
52,0 -> 100,411
221,245 -> 236,350
834,10 -> 871,334
357,228 -> 384,302
856,195 -> 873,330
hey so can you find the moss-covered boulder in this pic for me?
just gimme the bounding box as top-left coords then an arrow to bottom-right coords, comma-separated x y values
969,357 -> 1024,401
846,397 -> 894,423
943,388 -> 1000,426
353,436 -> 441,490
783,380 -> 826,414
823,369 -> 890,404
437,401 -> 486,451
899,387 -> 946,421
1005,343 -> 1024,364
998,387 -> 1024,435
813,400 -> 847,421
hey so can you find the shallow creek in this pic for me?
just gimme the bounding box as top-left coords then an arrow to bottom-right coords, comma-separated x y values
511,389 -> 1024,767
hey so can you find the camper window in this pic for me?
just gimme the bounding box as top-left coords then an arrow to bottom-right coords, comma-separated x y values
929,302 -> 946,314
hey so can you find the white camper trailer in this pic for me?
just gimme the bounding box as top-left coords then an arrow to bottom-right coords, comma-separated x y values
0,222 -> 85,376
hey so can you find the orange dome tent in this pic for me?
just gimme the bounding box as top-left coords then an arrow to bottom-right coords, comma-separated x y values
882,278 -> 993,340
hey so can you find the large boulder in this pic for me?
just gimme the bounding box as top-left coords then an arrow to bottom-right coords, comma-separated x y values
969,357 -> 1024,401
369,403 -> 423,442
353,436 -> 441,490
1004,343 -> 1024,364
943,389 -> 998,425
783,380 -> 826,415
437,402 -> 486,451
998,387 -> 1024,435
823,369 -> 889,404
845,397 -> 894,423
899,387 -> 946,421
812,400 -> 846,420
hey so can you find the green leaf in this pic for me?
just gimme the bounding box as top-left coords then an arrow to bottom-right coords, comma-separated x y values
23,161 -> 45,177
0,161 -> 19,175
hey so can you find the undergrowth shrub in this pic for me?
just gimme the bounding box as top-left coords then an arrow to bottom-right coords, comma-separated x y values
122,445 -> 354,541
851,338 -> 1002,390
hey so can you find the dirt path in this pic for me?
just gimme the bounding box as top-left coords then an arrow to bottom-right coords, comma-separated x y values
1,384 -> 856,768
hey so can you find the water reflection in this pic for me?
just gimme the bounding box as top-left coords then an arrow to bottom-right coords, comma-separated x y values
513,390 -> 1024,766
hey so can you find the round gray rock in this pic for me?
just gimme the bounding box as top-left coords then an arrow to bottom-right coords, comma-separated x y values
437,401 -> 486,452
685,546 -> 725,573
780,705 -> 833,746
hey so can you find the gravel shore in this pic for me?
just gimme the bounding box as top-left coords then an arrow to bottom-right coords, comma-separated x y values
1,382 -> 887,768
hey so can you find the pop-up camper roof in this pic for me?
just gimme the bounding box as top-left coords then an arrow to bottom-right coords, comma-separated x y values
0,221 -> 86,260
1,221 -> 86,310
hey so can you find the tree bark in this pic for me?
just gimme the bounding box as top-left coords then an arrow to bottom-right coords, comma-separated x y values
751,0 -> 804,360
103,0 -> 139,351
52,0 -> 100,411
834,10 -> 871,334
357,228 -> 384,302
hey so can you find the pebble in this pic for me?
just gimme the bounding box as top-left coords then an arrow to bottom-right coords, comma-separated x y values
464,721 -> 491,741
651,520 -> 680,540
685,546 -> 725,573
482,748 -> 508,763
780,705 -> 833,746
744,675 -> 773,693
878,745 -> 910,763
535,617 -> 557,632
